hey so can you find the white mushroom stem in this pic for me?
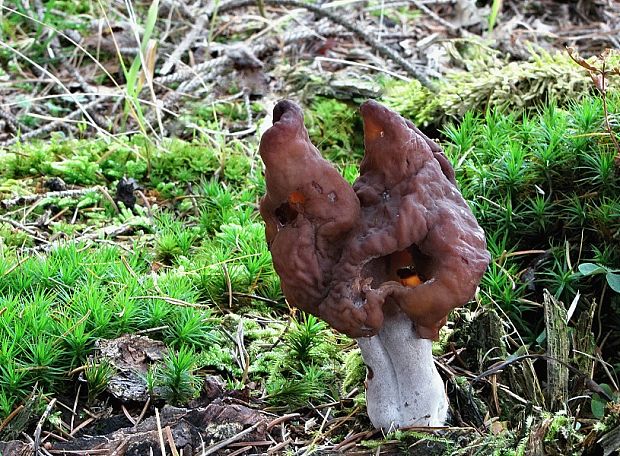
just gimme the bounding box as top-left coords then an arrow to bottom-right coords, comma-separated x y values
356,307 -> 448,431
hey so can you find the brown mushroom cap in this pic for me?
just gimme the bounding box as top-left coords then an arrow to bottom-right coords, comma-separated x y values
259,100 -> 361,315
259,99 -> 490,339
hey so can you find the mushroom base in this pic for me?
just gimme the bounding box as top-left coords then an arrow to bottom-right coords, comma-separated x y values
356,307 -> 448,430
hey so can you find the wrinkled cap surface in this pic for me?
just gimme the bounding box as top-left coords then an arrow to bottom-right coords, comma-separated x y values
259,99 -> 490,339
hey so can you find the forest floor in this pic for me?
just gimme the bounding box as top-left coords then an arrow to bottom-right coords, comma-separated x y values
0,0 -> 619,454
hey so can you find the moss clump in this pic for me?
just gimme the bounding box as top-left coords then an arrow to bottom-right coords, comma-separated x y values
0,223 -> 33,248
305,97 -> 364,163
439,49 -> 595,117
341,348 -> 366,396
444,92 -> 620,356
0,135 -> 252,192
382,79 -> 440,127
382,49 -> 612,126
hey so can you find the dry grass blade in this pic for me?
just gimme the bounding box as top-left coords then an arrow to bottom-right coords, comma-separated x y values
155,408 -> 166,456
164,426 -> 179,456
33,399 -> 57,455
0,41 -> 109,137
0,405 -> 25,433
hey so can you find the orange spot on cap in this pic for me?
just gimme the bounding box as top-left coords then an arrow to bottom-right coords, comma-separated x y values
288,191 -> 306,205
363,118 -> 384,141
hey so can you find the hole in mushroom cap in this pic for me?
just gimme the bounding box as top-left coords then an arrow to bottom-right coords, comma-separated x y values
366,365 -> 374,380
397,267 -> 425,288
275,202 -> 298,226
362,245 -> 433,289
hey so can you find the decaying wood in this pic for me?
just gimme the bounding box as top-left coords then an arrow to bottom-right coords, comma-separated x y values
573,298 -> 597,376
96,335 -> 166,402
599,424 -> 620,456
470,308 -> 544,409
525,416 -> 554,456
544,290 -> 569,412
47,401 -> 268,455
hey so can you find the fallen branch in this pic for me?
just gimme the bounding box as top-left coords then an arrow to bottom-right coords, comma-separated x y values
1,188 -> 99,209
0,216 -> 50,244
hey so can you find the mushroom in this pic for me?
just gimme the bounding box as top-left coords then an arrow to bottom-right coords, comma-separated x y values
259,99 -> 490,430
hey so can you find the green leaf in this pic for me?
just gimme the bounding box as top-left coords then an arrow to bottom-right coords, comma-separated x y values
536,329 -> 546,345
142,0 -> 160,49
606,272 -> 620,293
590,393 -> 606,419
488,0 -> 503,33
578,262 -> 607,276
599,383 -> 614,398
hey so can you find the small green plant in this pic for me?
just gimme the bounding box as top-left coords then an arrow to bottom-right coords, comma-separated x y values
285,314 -> 331,365
590,384 -> 620,419
266,364 -> 332,409
145,365 -> 157,397
24,337 -> 66,390
84,359 -> 116,403
116,0 -> 162,142
154,213 -> 199,263
59,318 -> 92,367
264,313 -> 342,408
155,346 -> 202,405
578,263 -> 620,293
164,307 -> 219,349
488,0 -> 502,32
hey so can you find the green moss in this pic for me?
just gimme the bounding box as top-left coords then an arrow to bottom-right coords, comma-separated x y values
341,348 -> 365,395
444,92 -> 620,343
306,97 -> 364,163
542,412 -> 585,455
381,49 -> 613,126
382,79 -> 440,126
260,313 -> 347,409
0,242 -> 235,416
0,134 -> 255,192
0,223 -> 33,248
439,50 -> 596,117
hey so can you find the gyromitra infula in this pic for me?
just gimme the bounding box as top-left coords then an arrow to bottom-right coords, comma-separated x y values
259,100 -> 490,430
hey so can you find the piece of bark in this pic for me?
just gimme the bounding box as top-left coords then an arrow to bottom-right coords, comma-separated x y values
544,290 -> 569,411
95,335 -> 166,402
